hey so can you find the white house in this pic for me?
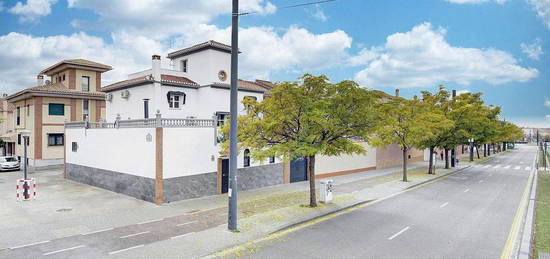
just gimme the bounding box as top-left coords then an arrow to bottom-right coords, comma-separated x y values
101,40 -> 272,123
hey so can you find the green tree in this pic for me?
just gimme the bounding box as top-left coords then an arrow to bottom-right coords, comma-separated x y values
224,74 -> 379,207
371,95 -> 450,181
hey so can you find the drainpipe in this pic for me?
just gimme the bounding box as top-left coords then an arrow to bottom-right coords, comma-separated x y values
152,55 -> 162,114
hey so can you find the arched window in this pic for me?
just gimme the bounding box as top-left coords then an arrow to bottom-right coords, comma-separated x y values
243,149 -> 251,167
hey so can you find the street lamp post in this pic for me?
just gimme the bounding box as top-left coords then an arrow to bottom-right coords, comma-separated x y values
20,130 -> 31,199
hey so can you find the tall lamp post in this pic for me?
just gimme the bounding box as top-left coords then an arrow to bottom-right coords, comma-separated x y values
20,129 -> 31,199
228,0 -> 239,231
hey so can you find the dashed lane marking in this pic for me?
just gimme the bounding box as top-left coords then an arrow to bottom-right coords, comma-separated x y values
388,226 -> 410,240
108,245 -> 144,255
10,240 -> 51,249
464,188 -> 470,193
170,232 -> 195,239
483,165 -> 492,168
81,227 -> 114,236
504,165 -> 510,169
43,245 -> 85,256
119,231 -> 150,239
514,166 -> 521,170
525,167 -> 531,171
493,165 -> 500,168
176,220 -> 198,227
479,180 -> 484,183
137,219 -> 163,225
440,202 -> 449,208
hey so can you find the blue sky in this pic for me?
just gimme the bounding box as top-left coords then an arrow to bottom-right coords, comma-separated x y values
0,0 -> 549,127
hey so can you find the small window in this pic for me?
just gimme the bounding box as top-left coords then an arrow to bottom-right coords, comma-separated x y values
244,149 -> 251,167
16,107 -> 20,125
17,134 -> 21,145
169,95 -> 181,109
181,59 -> 188,72
217,113 -> 229,127
269,156 -> 275,164
48,103 -> 65,116
48,134 -> 64,146
82,76 -> 90,92
143,99 -> 149,119
82,100 -> 89,121
62,74 -> 65,81
71,142 -> 78,152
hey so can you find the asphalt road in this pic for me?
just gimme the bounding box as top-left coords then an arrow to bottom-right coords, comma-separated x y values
245,145 -> 536,259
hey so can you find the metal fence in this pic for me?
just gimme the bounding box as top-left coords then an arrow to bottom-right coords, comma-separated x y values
65,117 -> 215,129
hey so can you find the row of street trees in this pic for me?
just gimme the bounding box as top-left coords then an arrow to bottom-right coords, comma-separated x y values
222,74 -> 524,207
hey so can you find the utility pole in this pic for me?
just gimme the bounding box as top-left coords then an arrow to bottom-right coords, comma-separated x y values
451,90 -> 456,167
228,0 -> 239,231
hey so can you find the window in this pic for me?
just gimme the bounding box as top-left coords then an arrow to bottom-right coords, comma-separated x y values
62,74 -> 65,81
17,134 -> 21,145
269,156 -> 275,164
82,100 -> 89,121
181,59 -> 188,72
169,95 -> 181,109
48,103 -> 65,116
48,134 -> 64,146
244,149 -> 251,167
16,107 -> 20,125
143,99 -> 149,119
82,76 -> 90,92
216,112 -> 229,127
71,142 -> 78,152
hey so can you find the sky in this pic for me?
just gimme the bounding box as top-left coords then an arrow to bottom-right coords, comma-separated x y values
0,0 -> 549,127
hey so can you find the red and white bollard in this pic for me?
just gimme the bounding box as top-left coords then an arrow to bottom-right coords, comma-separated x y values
16,178 -> 37,201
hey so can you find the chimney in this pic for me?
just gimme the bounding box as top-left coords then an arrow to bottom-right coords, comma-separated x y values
37,74 -> 44,86
152,55 -> 162,113
452,90 -> 456,97
395,89 -> 400,97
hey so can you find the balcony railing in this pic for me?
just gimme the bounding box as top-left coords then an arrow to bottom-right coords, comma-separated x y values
65,117 -> 215,129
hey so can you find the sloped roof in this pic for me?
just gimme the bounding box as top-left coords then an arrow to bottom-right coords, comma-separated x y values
207,80 -> 268,93
41,59 -> 112,75
166,40 -> 236,59
6,82 -> 105,101
101,74 -> 199,92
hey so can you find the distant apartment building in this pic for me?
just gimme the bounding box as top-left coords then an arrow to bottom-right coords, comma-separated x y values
0,94 -> 15,156
5,59 -> 112,168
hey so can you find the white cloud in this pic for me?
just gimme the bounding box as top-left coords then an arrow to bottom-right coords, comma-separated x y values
353,23 -> 538,88
67,0 -> 276,39
307,4 -> 327,22
444,0 -> 507,4
521,38 -> 544,60
8,0 -> 57,23
545,98 -> 550,107
527,0 -> 550,29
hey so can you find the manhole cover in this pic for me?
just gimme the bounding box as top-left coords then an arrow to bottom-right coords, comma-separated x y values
56,208 -> 73,212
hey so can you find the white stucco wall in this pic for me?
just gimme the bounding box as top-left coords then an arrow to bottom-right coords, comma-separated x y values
315,142 -> 377,175
65,127 -> 156,179
171,49 -> 231,86
105,84 -> 155,121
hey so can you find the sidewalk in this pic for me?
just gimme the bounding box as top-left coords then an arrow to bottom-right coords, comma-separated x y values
116,160 -> 478,258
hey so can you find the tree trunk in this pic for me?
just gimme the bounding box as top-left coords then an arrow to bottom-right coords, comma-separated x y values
483,144 -> 487,157
428,146 -> 434,174
488,144 -> 491,155
444,148 -> 450,169
476,145 -> 480,159
402,147 -> 408,182
307,155 -> 317,208
451,148 -> 455,167
503,142 -> 506,151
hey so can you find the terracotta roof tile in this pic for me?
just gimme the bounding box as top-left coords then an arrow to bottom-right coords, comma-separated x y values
6,82 -> 105,100
41,59 -> 112,75
166,40 -> 235,59
102,74 -> 198,92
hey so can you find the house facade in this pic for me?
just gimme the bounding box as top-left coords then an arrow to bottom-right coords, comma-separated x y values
0,94 -> 15,156
6,59 -> 112,168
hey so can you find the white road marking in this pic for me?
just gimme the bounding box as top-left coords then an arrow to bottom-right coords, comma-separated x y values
137,219 -> 163,225
479,180 -> 484,183
520,161 -> 524,164
493,165 -> 500,168
388,226 -> 410,240
108,245 -> 144,255
514,166 -> 520,170
43,245 -> 85,256
483,165 -> 491,168
464,188 -> 470,193
440,202 -> 449,208
10,240 -> 50,249
525,167 -> 531,171
176,220 -> 198,227
504,165 -> 510,169
119,231 -> 150,239
81,227 -> 114,236
170,232 -> 195,239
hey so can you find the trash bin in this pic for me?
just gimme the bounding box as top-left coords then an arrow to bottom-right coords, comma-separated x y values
320,179 -> 333,203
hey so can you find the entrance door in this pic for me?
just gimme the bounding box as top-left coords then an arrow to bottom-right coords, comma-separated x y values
290,157 -> 308,183
221,159 -> 229,193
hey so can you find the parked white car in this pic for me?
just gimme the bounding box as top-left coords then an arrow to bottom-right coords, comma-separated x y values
0,156 -> 20,172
